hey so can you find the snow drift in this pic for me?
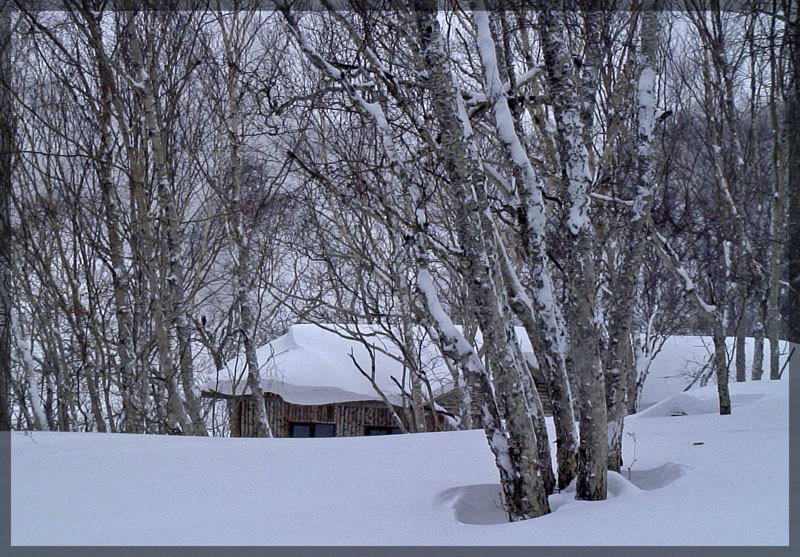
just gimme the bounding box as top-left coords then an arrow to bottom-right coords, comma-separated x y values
11,377 -> 788,545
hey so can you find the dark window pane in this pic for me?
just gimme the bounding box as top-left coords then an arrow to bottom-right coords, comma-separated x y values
390,428 -> 403,435
315,424 -> 335,437
367,428 -> 387,435
291,424 -> 311,438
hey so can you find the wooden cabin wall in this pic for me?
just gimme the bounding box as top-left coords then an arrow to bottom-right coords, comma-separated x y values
233,395 -> 409,438
226,383 -> 552,437
229,399 -> 241,438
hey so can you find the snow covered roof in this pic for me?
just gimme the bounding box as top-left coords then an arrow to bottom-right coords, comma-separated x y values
201,323 -> 538,406
201,323 -> 450,406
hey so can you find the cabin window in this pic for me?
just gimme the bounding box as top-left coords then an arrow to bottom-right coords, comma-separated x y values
365,426 -> 404,436
289,422 -> 335,438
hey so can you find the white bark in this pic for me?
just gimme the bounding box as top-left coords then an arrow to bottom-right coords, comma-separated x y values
283,8 -> 549,520
604,6 -> 660,472
472,3 -> 578,489
123,10 -> 195,435
11,315 -> 45,430
80,11 -> 142,433
415,4 -> 550,515
537,6 -> 607,500
218,10 -> 272,438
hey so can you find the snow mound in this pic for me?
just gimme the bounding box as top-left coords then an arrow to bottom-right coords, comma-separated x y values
559,471 -> 641,499
436,464 -> 686,525
626,462 -> 686,491
636,337 -> 790,407
436,484 -> 507,525
636,391 -> 766,418
11,374 -> 788,545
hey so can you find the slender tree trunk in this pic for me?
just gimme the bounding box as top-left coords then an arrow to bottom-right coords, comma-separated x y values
0,5 -> 12,431
521,359 -> 556,495
83,15 -> 142,432
605,6 -> 661,472
221,13 -> 272,439
11,315 -> 44,430
78,339 -> 107,433
44,372 -> 55,430
766,117 -> 784,381
713,322 -> 732,414
472,4 -> 578,490
47,333 -> 70,432
734,273 -> 748,383
125,10 -> 200,435
767,3 -> 789,375
630,331 -> 654,414
752,315 -> 765,380
537,6 -> 607,500
400,294 -> 427,432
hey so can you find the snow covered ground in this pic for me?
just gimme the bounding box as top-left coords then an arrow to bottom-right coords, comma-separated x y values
636,336 -> 790,407
11,373 -> 789,546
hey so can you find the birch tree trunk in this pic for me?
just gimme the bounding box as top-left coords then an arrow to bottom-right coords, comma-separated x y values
281,7 -> 549,519
11,315 -> 45,430
713,321 -> 732,414
124,10 -> 201,435
766,5 -> 789,378
604,6 -> 660,472
752,316 -> 765,380
413,3 -> 550,515
472,4 -> 578,490
399,291 -> 427,432
79,11 -> 143,433
521,357 -> 556,495
0,4 -> 12,431
766,221 -> 783,381
219,10 -> 272,438
734,287 -> 747,383
537,6 -> 607,500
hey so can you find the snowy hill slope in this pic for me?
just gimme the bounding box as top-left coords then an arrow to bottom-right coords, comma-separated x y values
11,378 -> 788,545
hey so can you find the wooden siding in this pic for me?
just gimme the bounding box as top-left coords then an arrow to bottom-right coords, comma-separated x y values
224,380 -> 552,437
234,394 -> 414,438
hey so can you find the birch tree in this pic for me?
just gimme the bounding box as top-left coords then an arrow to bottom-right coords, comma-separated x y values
210,6 -> 273,437
786,0 -> 800,346
471,3 -> 578,490
0,2 -> 13,431
122,9 -> 206,435
602,4 -> 661,472
536,4 -> 607,500
281,5 -> 552,519
413,2 -> 552,512
71,3 -> 143,432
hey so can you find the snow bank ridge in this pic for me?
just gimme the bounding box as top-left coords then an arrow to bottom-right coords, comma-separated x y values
636,391 -> 766,418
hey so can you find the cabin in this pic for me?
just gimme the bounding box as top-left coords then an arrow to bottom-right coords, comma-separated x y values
201,323 -> 552,438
